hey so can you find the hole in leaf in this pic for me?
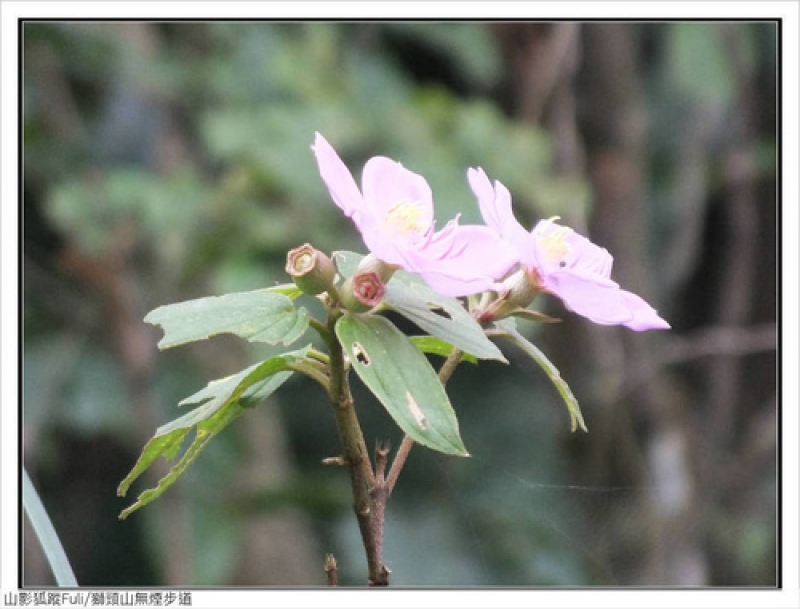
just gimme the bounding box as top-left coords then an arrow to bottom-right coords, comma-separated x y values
427,305 -> 453,320
352,342 -> 370,366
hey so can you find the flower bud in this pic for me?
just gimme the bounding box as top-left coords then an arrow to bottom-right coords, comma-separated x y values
286,243 -> 336,295
340,271 -> 386,312
355,253 -> 398,284
475,269 -> 541,324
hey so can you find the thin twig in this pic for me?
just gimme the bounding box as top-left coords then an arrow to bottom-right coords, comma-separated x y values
437,348 -> 465,387
308,317 -> 333,345
287,359 -> 330,391
307,347 -> 331,365
662,323 -> 776,363
374,440 -> 391,484
621,323 -> 777,397
383,435 -> 414,494
324,554 -> 338,587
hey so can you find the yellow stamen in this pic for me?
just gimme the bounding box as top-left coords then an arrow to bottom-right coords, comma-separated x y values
536,217 -> 572,264
384,201 -> 426,236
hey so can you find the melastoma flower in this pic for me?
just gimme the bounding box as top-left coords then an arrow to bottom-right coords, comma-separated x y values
468,167 -> 670,331
312,133 -> 517,297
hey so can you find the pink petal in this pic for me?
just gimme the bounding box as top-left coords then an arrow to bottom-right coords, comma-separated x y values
469,168 -> 535,265
558,264 -> 619,289
312,134 -> 424,269
467,168 -> 497,221
407,225 -> 518,296
362,156 -> 434,229
544,272 -> 634,325
415,268 -> 505,298
562,230 -> 614,279
543,271 -> 670,330
531,220 -> 615,281
312,133 -> 366,222
358,225 -> 410,269
619,290 -> 671,330
417,225 -> 517,278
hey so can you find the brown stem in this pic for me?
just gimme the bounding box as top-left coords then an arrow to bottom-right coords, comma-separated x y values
383,435 -> 414,494
325,310 -> 388,585
326,310 -> 466,585
324,554 -> 339,587
375,441 -> 391,483
437,348 -> 464,387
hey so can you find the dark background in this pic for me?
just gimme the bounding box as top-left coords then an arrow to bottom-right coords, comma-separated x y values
22,21 -> 778,586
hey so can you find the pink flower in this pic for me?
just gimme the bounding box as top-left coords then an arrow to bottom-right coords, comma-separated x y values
312,133 -> 517,297
468,167 -> 670,331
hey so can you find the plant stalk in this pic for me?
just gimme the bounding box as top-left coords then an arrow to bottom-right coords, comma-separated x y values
325,310 -> 388,585
325,308 -> 464,586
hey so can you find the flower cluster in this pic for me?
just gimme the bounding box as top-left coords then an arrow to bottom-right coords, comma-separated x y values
313,133 -> 669,331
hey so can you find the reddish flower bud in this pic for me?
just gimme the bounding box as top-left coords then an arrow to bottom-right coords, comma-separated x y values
340,271 -> 386,312
355,253 -> 398,284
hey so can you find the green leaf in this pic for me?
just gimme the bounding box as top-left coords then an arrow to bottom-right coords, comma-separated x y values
262,283 -> 303,300
333,250 -> 506,362
409,336 -> 478,365
387,292 -> 501,360
145,290 -> 309,349
335,313 -> 468,456
331,250 -> 362,279
493,319 -> 587,433
384,274 -> 506,362
117,346 -> 309,518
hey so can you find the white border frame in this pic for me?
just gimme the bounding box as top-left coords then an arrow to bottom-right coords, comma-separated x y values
3,3 -> 797,608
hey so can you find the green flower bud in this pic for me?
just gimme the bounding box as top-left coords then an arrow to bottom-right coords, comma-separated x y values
286,243 -> 336,295
340,271 -> 386,312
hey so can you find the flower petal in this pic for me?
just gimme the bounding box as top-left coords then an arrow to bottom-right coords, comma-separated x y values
531,220 -> 616,282
312,133 -> 365,221
619,290 -> 671,331
359,225 -> 412,269
543,272 -> 669,330
414,225 -> 517,276
469,168 -> 535,265
313,134 -> 425,268
415,268 -> 505,298
362,156 -> 434,229
544,272 -> 634,325
561,230 -> 614,279
408,225 -> 518,297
